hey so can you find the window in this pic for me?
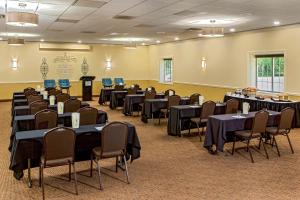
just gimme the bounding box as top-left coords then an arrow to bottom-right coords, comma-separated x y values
256,54 -> 284,92
160,58 -> 173,83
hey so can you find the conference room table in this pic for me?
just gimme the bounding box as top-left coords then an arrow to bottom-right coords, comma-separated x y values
9,110 -> 108,151
141,97 -> 190,123
109,90 -> 145,110
9,123 -> 141,186
204,111 -> 280,152
98,88 -> 115,104
167,103 -> 226,136
224,94 -> 300,127
123,93 -> 166,115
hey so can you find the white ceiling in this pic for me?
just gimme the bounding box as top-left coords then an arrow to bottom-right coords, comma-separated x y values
0,0 -> 300,45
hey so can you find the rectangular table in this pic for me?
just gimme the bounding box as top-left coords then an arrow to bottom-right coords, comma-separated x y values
9,110 -> 108,151
204,111 -> 280,152
224,94 -> 300,127
98,88 -> 115,105
167,103 -> 226,136
109,90 -> 145,110
10,123 -> 141,182
141,97 -> 190,123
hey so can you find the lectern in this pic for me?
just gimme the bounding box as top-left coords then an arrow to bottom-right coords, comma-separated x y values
80,76 -> 95,101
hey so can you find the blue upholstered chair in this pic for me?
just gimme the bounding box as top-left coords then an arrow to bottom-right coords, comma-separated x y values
58,79 -> 71,94
44,79 -> 56,90
114,78 -> 125,86
102,78 -> 113,88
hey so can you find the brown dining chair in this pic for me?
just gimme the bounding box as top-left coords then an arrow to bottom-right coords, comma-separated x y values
266,107 -> 295,157
24,87 -> 35,93
189,101 -> 216,141
164,89 -> 176,97
64,99 -> 81,113
48,88 -> 62,96
35,109 -> 58,129
29,100 -> 48,115
133,84 -> 141,90
145,87 -> 155,92
25,90 -> 38,97
138,90 -> 156,116
77,107 -> 98,125
114,85 -> 124,91
225,98 -> 239,114
158,95 -> 181,124
127,87 -> 137,95
27,94 -> 43,104
39,127 -> 78,200
232,110 -> 269,163
90,122 -> 129,190
57,93 -> 70,103
190,93 -> 201,105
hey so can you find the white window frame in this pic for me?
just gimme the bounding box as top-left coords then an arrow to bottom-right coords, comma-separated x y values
159,57 -> 173,84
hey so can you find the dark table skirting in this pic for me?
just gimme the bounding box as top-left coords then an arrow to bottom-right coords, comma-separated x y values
109,90 -> 145,110
224,95 -> 300,128
9,123 -> 141,172
141,98 -> 190,123
167,104 -> 226,136
204,111 -> 280,152
9,111 -> 108,151
98,88 -> 115,105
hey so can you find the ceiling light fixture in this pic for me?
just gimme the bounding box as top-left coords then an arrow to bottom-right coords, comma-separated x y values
40,39 -> 44,42
8,38 -> 25,46
141,43 -> 146,46
77,40 -> 82,43
174,37 -> 179,41
156,40 -> 161,44
229,28 -> 236,32
0,37 -> 3,40
200,27 -> 224,37
273,21 -> 280,26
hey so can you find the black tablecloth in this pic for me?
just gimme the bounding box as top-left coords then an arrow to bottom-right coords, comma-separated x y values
109,90 -> 144,110
123,93 -> 165,115
167,104 -> 226,136
98,88 -> 115,105
224,95 -> 300,128
9,110 -> 108,151
141,98 -> 190,123
204,111 -> 280,152
10,123 -> 141,172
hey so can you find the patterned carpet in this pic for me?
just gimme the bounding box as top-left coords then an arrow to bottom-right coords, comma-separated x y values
1,100 -> 300,200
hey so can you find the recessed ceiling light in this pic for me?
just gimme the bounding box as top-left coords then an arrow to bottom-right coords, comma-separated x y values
273,21 -> 280,26
77,40 -> 82,43
198,33 -> 203,37
229,28 -> 236,32
0,37 -> 3,40
190,19 -> 236,25
156,40 -> 160,44
110,32 -> 119,35
174,37 -> 179,41
40,39 -> 44,42
141,43 -> 146,45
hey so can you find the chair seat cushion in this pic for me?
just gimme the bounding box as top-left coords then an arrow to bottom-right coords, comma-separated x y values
190,118 -> 207,124
92,147 -> 123,158
266,127 -> 287,135
41,156 -> 73,167
235,130 -> 261,139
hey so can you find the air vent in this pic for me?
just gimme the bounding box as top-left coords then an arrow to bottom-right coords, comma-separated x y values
186,28 -> 202,31
81,31 -> 97,34
55,18 -> 80,23
47,28 -> 64,32
135,24 -> 155,28
174,10 -> 198,16
72,0 -> 107,8
113,15 -> 136,20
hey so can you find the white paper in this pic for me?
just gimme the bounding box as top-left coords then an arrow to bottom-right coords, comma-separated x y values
169,90 -> 174,96
72,112 -> 80,129
36,85 -> 41,92
57,102 -> 64,114
242,102 -> 250,114
232,115 -> 246,119
148,87 -> 152,91
49,95 -> 55,106
199,96 -> 204,105
95,126 -> 104,131
189,105 -> 200,108
43,91 -> 48,100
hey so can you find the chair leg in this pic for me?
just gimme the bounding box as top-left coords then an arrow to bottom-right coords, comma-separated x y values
158,112 -> 161,125
27,159 -> 32,188
95,159 -> 103,190
115,156 -> 118,173
232,136 -> 236,155
188,121 -> 191,135
39,165 -> 42,187
72,163 -> 78,195
261,138 -> 269,159
90,154 -> 93,177
68,162 -> 71,181
196,123 -> 201,142
123,155 -> 130,184
286,134 -> 294,154
41,164 -> 45,200
247,140 -> 254,163
258,137 -> 262,149
273,136 -> 281,157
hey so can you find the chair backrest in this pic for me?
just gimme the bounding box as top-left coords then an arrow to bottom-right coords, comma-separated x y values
127,87 -> 137,95
114,78 -> 124,86
100,122 -> 128,158
48,88 -> 62,96
43,127 -> 76,164
58,79 -> 70,88
27,94 -> 43,104
252,110 -> 269,134
24,90 -> 38,97
168,95 -> 181,109
145,87 -> 155,92
200,101 -> 216,120
102,78 -> 113,87
64,99 -> 81,113
30,100 -> 48,115
190,93 -> 201,105
114,85 -> 124,91
44,79 -> 56,89
77,107 -> 98,125
225,98 -> 239,114
278,107 -> 295,130
145,90 -> 156,100
24,87 -> 35,93
165,89 -> 176,97
35,109 -> 58,129
133,84 -> 140,90
56,93 -> 70,102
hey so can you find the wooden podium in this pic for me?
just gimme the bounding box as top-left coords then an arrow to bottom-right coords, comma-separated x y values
80,76 -> 95,101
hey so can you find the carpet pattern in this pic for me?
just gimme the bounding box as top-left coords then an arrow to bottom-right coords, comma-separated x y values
1,100 -> 300,199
